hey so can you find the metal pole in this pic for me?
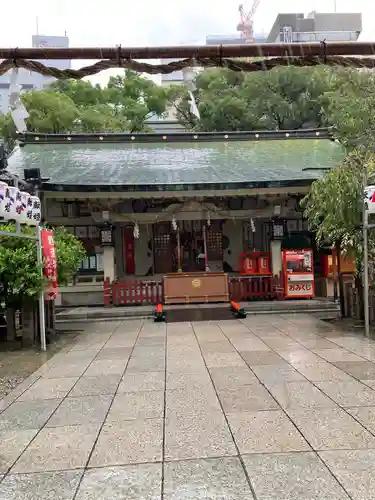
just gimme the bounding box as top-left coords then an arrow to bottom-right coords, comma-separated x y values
13,177 -> 21,235
363,165 -> 370,337
36,223 -> 47,351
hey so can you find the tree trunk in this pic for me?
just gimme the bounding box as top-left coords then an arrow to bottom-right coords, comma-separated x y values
355,275 -> 365,320
5,308 -> 16,341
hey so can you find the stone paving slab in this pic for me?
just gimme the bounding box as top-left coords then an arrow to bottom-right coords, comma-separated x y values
2,314 -> 375,498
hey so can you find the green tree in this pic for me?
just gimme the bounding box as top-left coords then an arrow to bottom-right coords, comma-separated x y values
0,224 -> 85,309
50,80 -> 106,107
0,70 -> 169,148
301,153 -> 375,255
0,113 -> 17,151
302,70 -> 375,261
169,66 -> 347,132
325,70 -> 375,151
105,70 -> 169,132
22,90 -> 80,133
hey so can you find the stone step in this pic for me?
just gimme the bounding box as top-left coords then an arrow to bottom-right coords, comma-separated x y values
56,301 -> 340,323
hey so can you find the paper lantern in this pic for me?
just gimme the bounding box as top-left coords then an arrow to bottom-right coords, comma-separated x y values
14,189 -> 24,221
6,186 -> 19,221
24,195 -> 34,225
18,191 -> 30,224
0,185 -> 17,220
30,195 -> 41,226
0,181 -> 8,220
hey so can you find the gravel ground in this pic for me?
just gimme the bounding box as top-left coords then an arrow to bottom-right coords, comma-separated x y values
0,332 -> 79,400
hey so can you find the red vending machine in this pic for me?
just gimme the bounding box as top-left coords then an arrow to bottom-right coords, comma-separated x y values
282,249 -> 315,299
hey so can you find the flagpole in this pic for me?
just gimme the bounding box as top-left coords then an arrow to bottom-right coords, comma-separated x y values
363,168 -> 370,337
36,223 -> 47,351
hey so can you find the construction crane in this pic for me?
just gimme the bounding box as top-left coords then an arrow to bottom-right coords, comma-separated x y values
237,0 -> 261,43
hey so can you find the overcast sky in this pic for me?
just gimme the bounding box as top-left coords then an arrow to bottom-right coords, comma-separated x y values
1,0 -> 373,85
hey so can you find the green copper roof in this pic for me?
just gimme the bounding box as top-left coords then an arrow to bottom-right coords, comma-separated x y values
7,138 -> 345,188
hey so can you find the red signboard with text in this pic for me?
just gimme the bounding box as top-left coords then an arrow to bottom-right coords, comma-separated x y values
282,248 -> 315,299
41,229 -> 58,301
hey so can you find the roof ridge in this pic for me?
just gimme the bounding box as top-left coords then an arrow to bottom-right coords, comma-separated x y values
17,128 -> 333,145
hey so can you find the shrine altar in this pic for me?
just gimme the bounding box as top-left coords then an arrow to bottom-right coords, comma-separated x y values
163,272 -> 229,305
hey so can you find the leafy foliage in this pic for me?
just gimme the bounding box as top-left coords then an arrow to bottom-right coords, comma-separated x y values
301,151 -> 375,276
169,66 -> 349,132
301,69 -> 375,273
0,224 -> 85,307
0,70 -> 169,148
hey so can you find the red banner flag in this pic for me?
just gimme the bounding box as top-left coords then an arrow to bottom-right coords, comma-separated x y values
123,227 -> 135,275
41,229 -> 58,301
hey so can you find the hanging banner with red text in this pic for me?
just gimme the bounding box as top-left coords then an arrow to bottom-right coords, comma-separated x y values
41,229 -> 58,301
123,227 -> 135,275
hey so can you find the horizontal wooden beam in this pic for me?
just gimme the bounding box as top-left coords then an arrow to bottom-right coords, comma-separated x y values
43,186 -> 309,200
19,128 -> 331,144
0,41 -> 374,60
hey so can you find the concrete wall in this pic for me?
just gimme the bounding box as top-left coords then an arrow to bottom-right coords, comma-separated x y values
223,220 -> 243,272
313,13 -> 362,33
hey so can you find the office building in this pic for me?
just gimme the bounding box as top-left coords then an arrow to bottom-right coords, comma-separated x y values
267,11 -> 362,43
0,34 -> 71,114
206,32 -> 268,45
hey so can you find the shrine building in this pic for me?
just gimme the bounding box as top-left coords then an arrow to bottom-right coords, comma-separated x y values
7,128 -> 345,306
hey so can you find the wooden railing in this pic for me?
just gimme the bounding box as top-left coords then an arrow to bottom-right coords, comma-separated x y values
228,275 -> 284,302
104,274 -> 284,306
104,279 -> 163,306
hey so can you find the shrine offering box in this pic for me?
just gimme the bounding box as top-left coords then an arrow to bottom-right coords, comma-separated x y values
163,272 -> 229,304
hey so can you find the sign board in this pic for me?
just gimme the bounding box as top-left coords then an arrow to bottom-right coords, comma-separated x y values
287,281 -> 313,296
41,230 -> 58,301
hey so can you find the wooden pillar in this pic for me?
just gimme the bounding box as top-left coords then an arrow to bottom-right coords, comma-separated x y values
177,229 -> 182,272
270,240 -> 282,276
203,224 -> 209,272
103,247 -> 115,282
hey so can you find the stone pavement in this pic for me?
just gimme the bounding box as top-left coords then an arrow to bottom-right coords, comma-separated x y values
2,315 -> 375,498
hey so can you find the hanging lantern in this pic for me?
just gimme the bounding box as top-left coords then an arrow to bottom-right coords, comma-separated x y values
133,222 -> 140,239
172,215 -> 178,231
18,191 -> 30,224
7,186 -> 20,221
1,185 -> 17,221
0,181 -> 8,220
29,195 -> 41,226
25,195 -> 34,225
14,190 -> 24,221
207,212 -> 211,227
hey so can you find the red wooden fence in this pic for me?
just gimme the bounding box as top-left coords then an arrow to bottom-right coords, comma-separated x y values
104,274 -> 284,306
228,275 -> 284,302
104,279 -> 163,306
